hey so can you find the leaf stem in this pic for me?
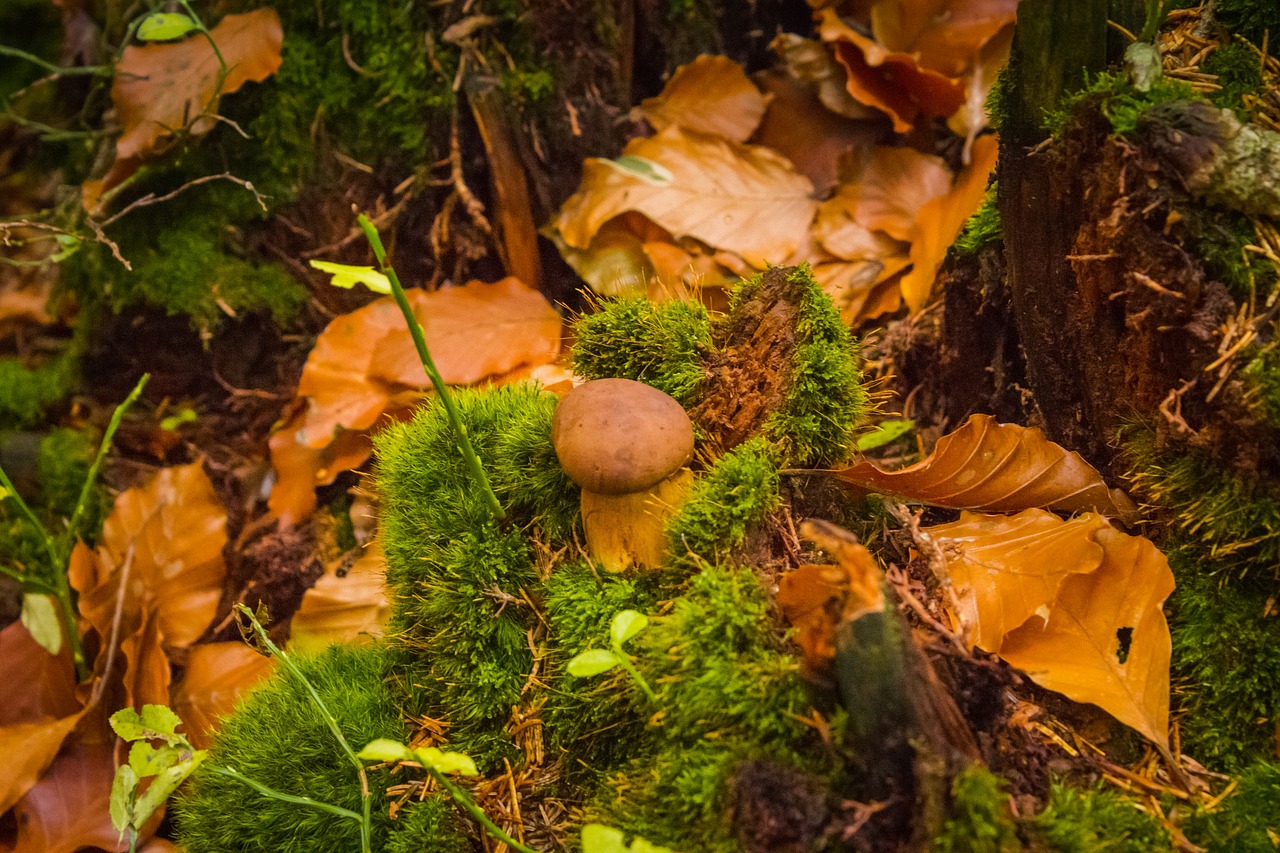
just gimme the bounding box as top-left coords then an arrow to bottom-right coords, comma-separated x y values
66,373 -> 147,550
427,766 -> 537,853
356,213 -> 505,521
208,766 -> 364,823
613,649 -> 657,702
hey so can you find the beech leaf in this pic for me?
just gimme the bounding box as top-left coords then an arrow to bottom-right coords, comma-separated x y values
169,641 -> 276,749
290,542 -> 391,654
637,55 -> 770,143
828,413 -> 1138,521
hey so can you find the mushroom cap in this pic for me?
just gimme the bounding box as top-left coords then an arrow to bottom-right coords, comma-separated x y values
552,378 -> 695,495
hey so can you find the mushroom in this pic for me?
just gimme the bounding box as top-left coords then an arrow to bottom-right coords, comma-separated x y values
552,378 -> 695,572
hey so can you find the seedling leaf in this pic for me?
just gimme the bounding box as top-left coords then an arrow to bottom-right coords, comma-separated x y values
136,12 -> 201,41
309,260 -> 392,294
356,738 -> 412,762
130,751 -> 205,827
567,648 -> 622,677
610,610 -> 649,647
138,704 -> 183,738
855,419 -> 914,451
582,824 -> 629,853
412,746 -> 479,776
128,741 -> 183,777
20,593 -> 63,655
109,764 -> 136,832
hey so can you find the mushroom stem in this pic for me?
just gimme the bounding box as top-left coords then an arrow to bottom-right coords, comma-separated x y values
581,468 -> 694,572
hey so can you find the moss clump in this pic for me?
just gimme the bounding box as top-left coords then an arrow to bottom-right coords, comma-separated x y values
1183,207 -> 1278,302
595,564 -> 822,851
1029,781 -> 1172,852
1242,344 -> 1280,427
956,183 -> 1002,256
175,642 -> 406,853
386,795 -> 471,853
1044,72 -> 1196,138
1204,42 -> 1265,115
931,765 -> 1020,853
757,265 -> 868,466
36,428 -> 103,532
1184,760 -> 1280,851
1214,0 -> 1280,47
1165,547 -> 1280,771
0,351 -> 79,430
375,385 -> 577,766
572,297 -> 713,406
665,437 -> 780,569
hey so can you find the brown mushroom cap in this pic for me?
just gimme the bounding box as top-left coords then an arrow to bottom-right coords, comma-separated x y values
551,378 -> 695,495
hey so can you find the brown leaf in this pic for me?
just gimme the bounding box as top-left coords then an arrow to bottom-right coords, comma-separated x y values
72,461 -> 227,652
266,410 -> 378,528
369,278 -> 563,388
638,55 -> 770,143
828,413 -> 1138,521
928,510 -> 1174,746
899,133 -> 999,311
843,146 -> 953,242
290,542 -> 390,654
869,0 -> 1020,78
170,641 -> 275,749
555,126 -> 817,267
818,9 -> 965,133
769,33 -> 879,121
812,256 -> 909,325
122,606 -> 171,710
113,9 -> 283,164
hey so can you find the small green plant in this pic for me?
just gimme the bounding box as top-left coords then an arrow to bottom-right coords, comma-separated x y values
855,419 -> 915,452
109,705 -> 207,853
0,372 -> 147,678
357,739 -> 536,853
581,823 -> 676,853
567,609 -> 657,701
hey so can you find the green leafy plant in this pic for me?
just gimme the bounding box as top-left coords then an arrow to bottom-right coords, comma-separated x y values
357,739 -> 535,853
567,609 -> 657,701
0,373 -> 148,678
109,705 -> 207,853
582,823 -> 676,853
855,419 -> 915,451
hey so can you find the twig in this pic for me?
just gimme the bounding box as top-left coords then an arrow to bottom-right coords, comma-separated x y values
98,173 -> 267,228
885,500 -> 970,648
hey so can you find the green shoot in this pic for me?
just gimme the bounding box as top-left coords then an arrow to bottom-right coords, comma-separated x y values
566,609 -> 657,701
358,739 -> 536,853
109,705 -> 207,853
582,823 -> 676,853
351,213 -> 505,521
232,603 -> 375,853
0,372 -> 148,679
855,419 -> 915,452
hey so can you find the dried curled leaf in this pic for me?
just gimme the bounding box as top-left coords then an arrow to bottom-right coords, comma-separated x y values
928,509 -> 1174,746
637,55 -> 770,143
829,413 -> 1137,521
290,542 -> 390,654
169,641 -> 276,749
555,126 -> 817,267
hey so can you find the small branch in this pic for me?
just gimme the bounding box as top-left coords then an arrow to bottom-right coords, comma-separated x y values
0,45 -> 112,77
98,174 -> 266,228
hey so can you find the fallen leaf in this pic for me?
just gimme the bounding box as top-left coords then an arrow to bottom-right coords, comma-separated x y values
769,33 -> 879,121
555,125 -> 817,267
290,541 -> 390,654
899,133 -> 998,311
637,55 -> 770,143
946,23 -> 1013,154
122,607 -> 172,710
844,146 -> 953,242
112,9 -> 283,164
818,9 -> 965,133
828,413 -> 1138,521
868,0 -> 1020,78
71,461 -> 227,653
928,509 -> 1174,746
170,642 -> 275,750
266,410 -> 379,527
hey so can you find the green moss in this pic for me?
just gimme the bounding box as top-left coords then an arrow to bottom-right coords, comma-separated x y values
1029,781 -> 1173,852
0,350 -> 78,430
759,265 -> 868,466
1165,547 -> 1280,771
1242,344 -> 1280,427
175,642 -> 406,853
36,428 -> 103,532
1184,760 -> 1280,851
572,297 -> 713,406
1204,42 -> 1265,115
956,183 -> 1002,256
375,386 -> 577,767
1183,207 -> 1278,302
932,766 -> 1020,853
1214,0 -> 1280,47
594,564 -> 821,851
665,437 -> 780,569
387,795 -> 472,853
1044,71 -> 1196,138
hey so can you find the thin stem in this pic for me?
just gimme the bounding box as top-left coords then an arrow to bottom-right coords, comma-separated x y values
0,45 -> 112,76
613,650 -> 657,702
356,214 -> 505,521
428,767 -> 538,853
235,605 -> 373,853
65,373 -> 147,549
208,766 -> 363,822
177,0 -> 227,73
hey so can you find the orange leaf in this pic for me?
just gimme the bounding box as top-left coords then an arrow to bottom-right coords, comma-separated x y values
844,146 -> 953,242
267,406 -> 377,527
828,413 -> 1138,521
171,642 -> 275,749
113,9 -> 283,164
638,55 -> 769,143
555,125 -> 817,267
369,278 -> 563,388
818,9 -> 965,134
899,133 -> 998,311
122,606 -> 172,710
290,542 -> 390,654
928,510 -> 1174,746
869,0 -> 1020,78
72,461 -> 227,652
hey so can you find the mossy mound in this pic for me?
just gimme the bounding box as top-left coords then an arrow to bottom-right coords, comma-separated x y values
1029,782 -> 1173,852
175,642 -> 406,853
